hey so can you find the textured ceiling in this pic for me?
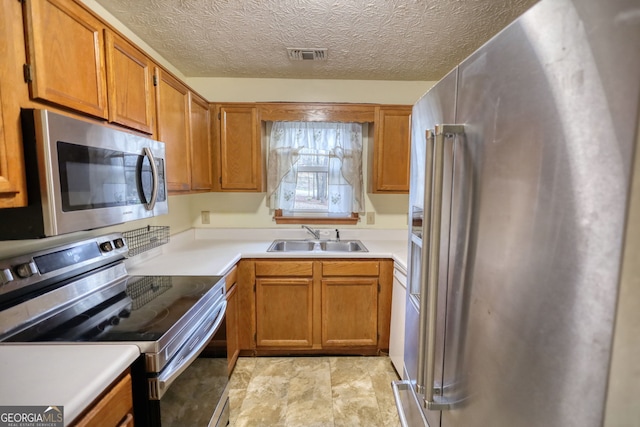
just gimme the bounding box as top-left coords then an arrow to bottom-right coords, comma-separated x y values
94,0 -> 539,81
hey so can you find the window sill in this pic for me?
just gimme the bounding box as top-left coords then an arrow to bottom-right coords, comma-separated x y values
273,209 -> 359,225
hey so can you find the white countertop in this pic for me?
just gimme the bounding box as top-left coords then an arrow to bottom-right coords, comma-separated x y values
0,227 -> 406,427
0,344 -> 140,425
126,227 -> 409,276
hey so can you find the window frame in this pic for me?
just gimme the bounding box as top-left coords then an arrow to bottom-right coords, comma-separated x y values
260,103 -> 376,225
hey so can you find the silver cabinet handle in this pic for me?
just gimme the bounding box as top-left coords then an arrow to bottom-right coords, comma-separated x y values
142,147 -> 159,211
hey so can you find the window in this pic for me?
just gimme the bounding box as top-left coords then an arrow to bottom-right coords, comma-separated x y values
266,121 -> 364,223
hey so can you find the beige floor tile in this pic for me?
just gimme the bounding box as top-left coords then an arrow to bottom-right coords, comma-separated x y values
229,356 -> 401,427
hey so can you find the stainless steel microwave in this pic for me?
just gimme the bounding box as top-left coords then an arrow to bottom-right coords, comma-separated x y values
0,109 -> 168,240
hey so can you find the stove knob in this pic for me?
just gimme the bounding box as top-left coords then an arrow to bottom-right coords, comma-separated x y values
118,309 -> 131,318
110,316 -> 121,326
0,268 -> 14,285
14,261 -> 38,279
113,238 -> 125,249
99,241 -> 114,253
98,319 -> 110,330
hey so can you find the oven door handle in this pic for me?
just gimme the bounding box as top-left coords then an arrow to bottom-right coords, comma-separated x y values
150,300 -> 227,400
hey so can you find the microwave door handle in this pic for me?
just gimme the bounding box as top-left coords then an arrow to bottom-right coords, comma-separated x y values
143,147 -> 159,211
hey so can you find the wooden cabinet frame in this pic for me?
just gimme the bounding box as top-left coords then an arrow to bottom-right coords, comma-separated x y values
238,258 -> 393,356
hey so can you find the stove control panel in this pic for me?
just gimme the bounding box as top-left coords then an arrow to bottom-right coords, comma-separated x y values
0,232 -> 129,298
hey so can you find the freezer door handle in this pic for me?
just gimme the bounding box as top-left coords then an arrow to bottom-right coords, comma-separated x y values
423,124 -> 466,411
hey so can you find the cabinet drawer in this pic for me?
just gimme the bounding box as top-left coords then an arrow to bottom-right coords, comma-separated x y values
255,261 -> 313,277
322,261 -> 379,276
73,372 -> 133,427
225,265 -> 238,292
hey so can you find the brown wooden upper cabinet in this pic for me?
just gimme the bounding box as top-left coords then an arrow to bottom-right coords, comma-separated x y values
213,104 -> 264,192
0,3 -> 28,208
189,93 -> 213,191
155,68 -> 191,193
22,0 -> 109,119
0,82 -> 25,208
371,105 -> 412,193
105,30 -> 155,134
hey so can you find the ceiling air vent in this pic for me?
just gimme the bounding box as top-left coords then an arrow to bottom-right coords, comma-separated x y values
287,48 -> 327,61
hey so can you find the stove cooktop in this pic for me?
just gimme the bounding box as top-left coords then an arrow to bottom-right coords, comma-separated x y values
6,275 -> 224,343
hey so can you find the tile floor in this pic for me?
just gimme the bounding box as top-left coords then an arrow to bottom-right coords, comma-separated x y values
229,356 -> 402,427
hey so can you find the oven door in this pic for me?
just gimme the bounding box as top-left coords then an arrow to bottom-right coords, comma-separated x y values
144,297 -> 229,427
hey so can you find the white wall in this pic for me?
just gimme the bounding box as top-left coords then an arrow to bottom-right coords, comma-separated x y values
0,195 -> 194,259
187,77 -> 434,105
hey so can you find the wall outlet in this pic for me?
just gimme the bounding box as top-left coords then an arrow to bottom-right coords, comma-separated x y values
366,212 -> 375,224
201,210 -> 210,224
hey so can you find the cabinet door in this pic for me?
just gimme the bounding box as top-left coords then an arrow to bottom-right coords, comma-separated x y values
321,277 -> 378,347
0,2 -> 28,208
0,80 -> 25,208
155,68 -> 191,192
217,105 -> 262,191
105,30 -> 154,134
225,266 -> 240,374
226,283 -> 239,374
256,278 -> 313,347
23,0 -> 108,119
371,106 -> 412,193
189,93 -> 212,191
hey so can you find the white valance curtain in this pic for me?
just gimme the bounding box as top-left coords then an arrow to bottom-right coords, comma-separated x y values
267,121 -> 364,213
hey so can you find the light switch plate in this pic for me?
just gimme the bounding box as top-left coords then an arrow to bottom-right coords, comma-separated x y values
366,212 -> 375,224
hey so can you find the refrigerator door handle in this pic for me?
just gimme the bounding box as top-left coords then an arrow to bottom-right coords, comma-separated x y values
416,129 -> 435,395
423,124 -> 466,411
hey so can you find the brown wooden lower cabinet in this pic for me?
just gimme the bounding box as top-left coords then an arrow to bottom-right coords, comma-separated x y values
321,277 -> 378,347
72,370 -> 134,427
225,266 -> 240,375
256,278 -> 314,347
237,258 -> 393,355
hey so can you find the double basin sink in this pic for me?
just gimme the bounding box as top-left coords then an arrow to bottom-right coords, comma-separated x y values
267,239 -> 368,253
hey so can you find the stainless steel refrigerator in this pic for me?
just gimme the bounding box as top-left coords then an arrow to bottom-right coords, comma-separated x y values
393,0 -> 640,426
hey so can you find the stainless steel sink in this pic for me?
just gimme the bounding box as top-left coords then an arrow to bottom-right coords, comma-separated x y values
319,241 -> 368,252
267,240 -> 317,252
267,239 -> 368,253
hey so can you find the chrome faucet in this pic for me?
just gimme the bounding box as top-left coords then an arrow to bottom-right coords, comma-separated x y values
301,225 -> 320,240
